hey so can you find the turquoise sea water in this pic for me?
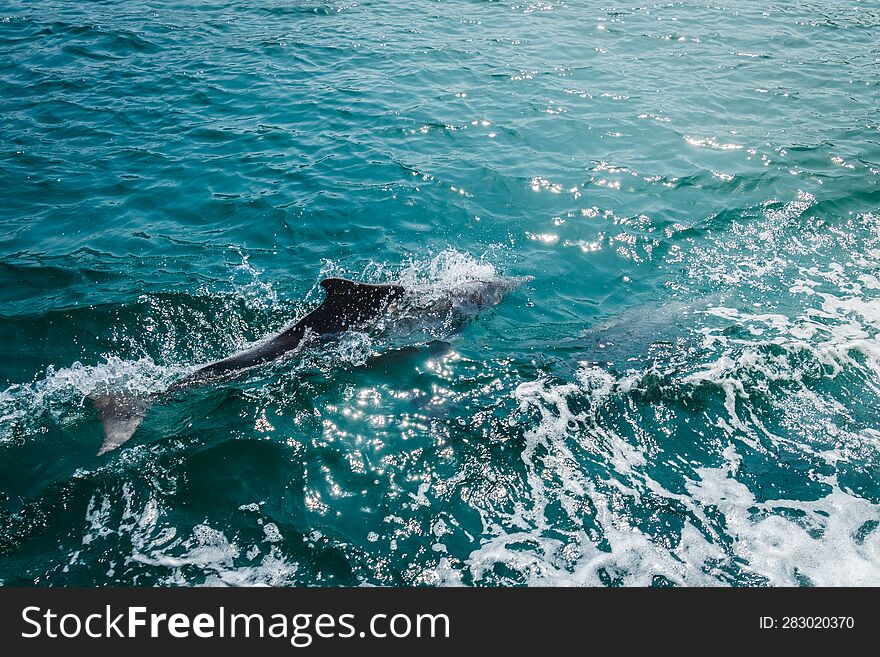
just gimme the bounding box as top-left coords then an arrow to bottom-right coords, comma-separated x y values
1,0 -> 879,586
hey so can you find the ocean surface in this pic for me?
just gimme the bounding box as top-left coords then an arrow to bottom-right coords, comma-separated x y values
1,0 -> 879,586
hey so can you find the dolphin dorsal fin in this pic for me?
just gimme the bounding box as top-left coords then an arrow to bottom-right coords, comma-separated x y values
317,277 -> 404,324
320,277 -> 404,301
320,277 -> 359,297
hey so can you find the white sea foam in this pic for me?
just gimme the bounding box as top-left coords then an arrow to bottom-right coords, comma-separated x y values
0,357 -> 184,443
461,356 -> 880,586
458,199 -> 880,587
76,485 -> 300,586
687,466 -> 879,586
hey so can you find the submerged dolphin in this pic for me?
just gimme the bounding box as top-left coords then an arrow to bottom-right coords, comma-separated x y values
92,274 -> 529,455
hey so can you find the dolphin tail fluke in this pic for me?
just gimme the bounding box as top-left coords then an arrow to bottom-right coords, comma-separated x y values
91,393 -> 153,455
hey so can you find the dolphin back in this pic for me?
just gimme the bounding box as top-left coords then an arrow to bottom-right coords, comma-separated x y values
91,277 -> 405,455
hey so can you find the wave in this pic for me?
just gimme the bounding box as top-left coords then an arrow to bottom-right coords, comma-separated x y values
446,189 -> 880,587
457,345 -> 880,586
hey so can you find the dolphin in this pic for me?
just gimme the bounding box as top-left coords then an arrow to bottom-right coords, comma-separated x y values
92,274 -> 529,455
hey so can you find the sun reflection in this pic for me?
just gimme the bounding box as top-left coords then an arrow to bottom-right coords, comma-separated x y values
254,408 -> 274,433
563,239 -> 602,253
685,136 -> 743,150
526,232 -> 559,244
357,387 -> 381,406
424,350 -> 458,377
831,155 -> 855,169
304,492 -> 329,514
530,176 -> 563,193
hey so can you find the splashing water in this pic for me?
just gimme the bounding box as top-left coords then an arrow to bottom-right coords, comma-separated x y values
1,0 -> 879,587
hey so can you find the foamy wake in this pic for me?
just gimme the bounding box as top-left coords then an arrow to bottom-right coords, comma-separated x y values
450,199 -> 880,587
460,363 -> 880,586
79,485 -> 298,586
15,238 -> 877,586
454,297 -> 880,586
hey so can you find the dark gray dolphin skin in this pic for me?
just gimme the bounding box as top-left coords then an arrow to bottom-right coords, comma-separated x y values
92,277 -> 404,455
92,273 -> 531,455
169,277 -> 404,391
